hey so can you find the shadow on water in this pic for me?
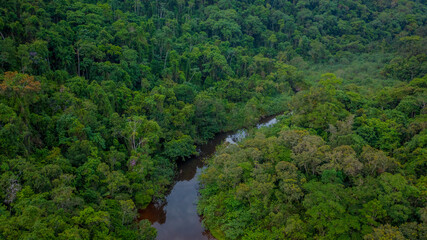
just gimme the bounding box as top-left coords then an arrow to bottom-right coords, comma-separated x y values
138,114 -> 280,240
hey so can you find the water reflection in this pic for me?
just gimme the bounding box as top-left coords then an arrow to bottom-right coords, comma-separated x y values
138,202 -> 166,225
225,129 -> 247,144
139,114 -> 280,240
256,117 -> 277,128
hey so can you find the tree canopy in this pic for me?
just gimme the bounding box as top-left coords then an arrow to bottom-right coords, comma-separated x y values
0,0 -> 426,239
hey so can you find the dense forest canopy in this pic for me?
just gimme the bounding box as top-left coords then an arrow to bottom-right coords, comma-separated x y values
199,74 -> 427,239
0,0 -> 426,239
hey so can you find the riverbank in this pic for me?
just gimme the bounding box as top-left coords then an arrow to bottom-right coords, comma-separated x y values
139,113 -> 282,239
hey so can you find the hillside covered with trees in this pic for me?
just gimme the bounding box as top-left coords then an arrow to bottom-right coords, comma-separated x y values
0,0 -> 426,239
199,73 -> 427,239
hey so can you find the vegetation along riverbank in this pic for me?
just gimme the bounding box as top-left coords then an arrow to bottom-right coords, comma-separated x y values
0,0 -> 426,239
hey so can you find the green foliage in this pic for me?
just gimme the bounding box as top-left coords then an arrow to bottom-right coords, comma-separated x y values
200,73 -> 427,239
163,135 -> 196,160
0,0 -> 426,239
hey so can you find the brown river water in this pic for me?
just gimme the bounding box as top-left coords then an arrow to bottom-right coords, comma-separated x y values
138,115 -> 279,240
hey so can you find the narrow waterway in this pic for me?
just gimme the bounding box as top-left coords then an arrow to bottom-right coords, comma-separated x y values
138,115 -> 279,240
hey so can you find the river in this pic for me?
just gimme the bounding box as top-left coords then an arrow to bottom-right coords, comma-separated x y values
138,115 -> 279,240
